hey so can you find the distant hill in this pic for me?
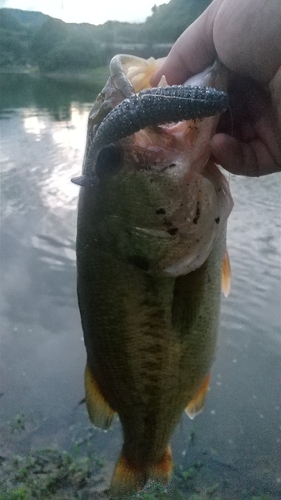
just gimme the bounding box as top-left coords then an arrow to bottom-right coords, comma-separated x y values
0,1 -> 211,71
0,9 -> 24,31
0,8 -> 50,29
143,0 -> 211,42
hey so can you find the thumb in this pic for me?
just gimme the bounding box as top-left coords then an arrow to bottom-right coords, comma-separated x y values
150,1 -> 220,86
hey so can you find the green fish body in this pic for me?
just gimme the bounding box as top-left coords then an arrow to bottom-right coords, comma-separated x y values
75,55 -> 233,495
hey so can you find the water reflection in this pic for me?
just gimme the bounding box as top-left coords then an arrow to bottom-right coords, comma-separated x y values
0,73 -> 103,119
1,104 -> 91,217
0,75 -> 95,428
0,73 -> 280,498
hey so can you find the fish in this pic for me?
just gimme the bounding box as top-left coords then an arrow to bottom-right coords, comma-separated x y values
73,54 -> 233,496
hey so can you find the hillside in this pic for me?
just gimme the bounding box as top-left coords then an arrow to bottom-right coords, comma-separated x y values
0,1 -> 211,71
143,0 -> 211,42
1,8 -> 50,28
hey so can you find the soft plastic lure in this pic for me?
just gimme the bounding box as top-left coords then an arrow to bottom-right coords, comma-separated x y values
72,85 -> 228,187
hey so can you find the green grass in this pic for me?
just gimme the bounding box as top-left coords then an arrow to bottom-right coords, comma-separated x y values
0,487 -> 29,500
0,448 -> 105,499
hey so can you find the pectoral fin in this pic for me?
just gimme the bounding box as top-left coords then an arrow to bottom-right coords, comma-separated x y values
84,363 -> 115,429
222,249 -> 231,297
185,373 -> 211,419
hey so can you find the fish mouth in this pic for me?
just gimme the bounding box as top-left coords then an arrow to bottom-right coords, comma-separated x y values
71,55 -> 229,186
127,120 -> 209,175
74,56 -> 233,278
108,56 -> 229,177
85,85 -> 227,181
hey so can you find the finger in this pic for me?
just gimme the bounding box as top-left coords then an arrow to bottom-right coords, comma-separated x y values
213,0 -> 281,83
210,133 -> 281,177
150,0 -> 220,86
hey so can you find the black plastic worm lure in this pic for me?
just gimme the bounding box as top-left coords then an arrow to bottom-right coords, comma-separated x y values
72,85 -> 228,187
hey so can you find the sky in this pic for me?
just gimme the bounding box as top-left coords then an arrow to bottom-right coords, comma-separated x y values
0,0 -> 167,25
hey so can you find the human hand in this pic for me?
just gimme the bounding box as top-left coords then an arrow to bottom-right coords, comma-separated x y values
150,0 -> 281,177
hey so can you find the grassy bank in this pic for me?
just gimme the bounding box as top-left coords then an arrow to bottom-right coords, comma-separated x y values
0,449 -> 107,500
43,67 -> 109,87
0,447 -> 275,500
0,65 -> 34,74
0,66 -> 109,88
0,410 -> 276,500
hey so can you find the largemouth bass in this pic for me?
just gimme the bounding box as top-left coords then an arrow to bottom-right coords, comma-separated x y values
73,54 -> 233,496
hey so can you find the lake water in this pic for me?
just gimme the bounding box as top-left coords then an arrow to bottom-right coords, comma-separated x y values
0,73 -> 280,499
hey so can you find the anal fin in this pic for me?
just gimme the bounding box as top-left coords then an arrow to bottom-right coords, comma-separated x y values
185,373 -> 211,420
222,249 -> 231,297
84,362 -> 115,430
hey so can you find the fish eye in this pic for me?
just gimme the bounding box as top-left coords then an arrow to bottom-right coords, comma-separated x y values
95,144 -> 123,180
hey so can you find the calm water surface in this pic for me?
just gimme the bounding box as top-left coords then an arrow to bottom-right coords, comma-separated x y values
0,74 -> 280,499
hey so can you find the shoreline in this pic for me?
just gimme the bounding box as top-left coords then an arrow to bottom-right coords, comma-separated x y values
0,66 -> 109,86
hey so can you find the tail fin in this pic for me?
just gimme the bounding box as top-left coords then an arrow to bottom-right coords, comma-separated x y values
149,445 -> 173,484
110,453 -> 147,496
110,446 -> 173,496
